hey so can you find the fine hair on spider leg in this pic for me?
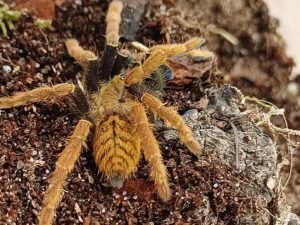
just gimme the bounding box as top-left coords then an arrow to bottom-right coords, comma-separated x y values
65,1 -> 128,83
0,83 -> 75,109
105,0 -> 123,46
124,38 -> 205,85
149,37 -> 206,56
132,103 -> 171,201
65,39 -> 103,93
65,39 -> 97,67
128,65 -> 170,101
187,49 -> 215,62
141,93 -> 202,156
150,65 -> 172,91
39,119 -> 92,225
100,0 -> 123,81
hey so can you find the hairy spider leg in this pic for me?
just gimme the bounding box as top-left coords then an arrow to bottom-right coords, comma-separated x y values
187,49 -> 215,62
105,0 -> 123,46
39,119 -> 92,225
132,103 -> 171,201
100,0 -> 123,80
65,39 -> 97,67
124,38 -> 205,85
65,39 -> 101,93
65,1 -> 125,87
141,93 -> 201,156
0,83 -> 75,109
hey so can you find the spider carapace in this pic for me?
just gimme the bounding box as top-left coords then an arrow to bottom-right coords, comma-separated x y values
0,1 -> 211,224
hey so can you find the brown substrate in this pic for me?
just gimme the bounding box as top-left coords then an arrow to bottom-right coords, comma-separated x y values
136,0 -> 300,217
0,0 -> 299,224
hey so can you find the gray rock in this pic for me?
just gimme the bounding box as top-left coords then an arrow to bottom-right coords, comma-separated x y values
162,85 -> 297,225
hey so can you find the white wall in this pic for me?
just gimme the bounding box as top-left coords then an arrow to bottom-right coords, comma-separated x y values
264,0 -> 300,77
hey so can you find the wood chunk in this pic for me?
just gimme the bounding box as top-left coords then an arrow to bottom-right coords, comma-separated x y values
120,0 -> 149,41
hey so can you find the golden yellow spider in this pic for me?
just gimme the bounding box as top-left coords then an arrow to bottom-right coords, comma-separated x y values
0,1 -> 207,225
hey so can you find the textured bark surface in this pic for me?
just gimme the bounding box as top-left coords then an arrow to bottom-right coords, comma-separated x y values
164,85 -> 299,224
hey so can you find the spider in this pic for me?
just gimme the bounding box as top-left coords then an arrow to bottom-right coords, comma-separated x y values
0,1 -> 208,224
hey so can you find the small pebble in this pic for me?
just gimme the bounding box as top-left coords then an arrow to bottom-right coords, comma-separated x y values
83,7 -> 89,14
1,85 -> 6,92
74,202 -> 82,213
266,177 -> 276,190
32,105 -> 37,113
35,73 -> 44,81
287,82 -> 299,96
88,175 -> 94,184
75,0 -> 82,5
41,65 -> 51,74
17,161 -> 25,170
26,77 -> 33,84
12,66 -> 20,74
3,65 -> 12,73
31,200 -> 37,208
0,155 -> 6,163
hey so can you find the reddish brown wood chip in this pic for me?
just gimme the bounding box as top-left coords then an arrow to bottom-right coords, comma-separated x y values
15,0 -> 56,20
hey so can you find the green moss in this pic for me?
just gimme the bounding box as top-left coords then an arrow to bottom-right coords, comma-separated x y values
35,19 -> 52,29
0,4 -> 22,36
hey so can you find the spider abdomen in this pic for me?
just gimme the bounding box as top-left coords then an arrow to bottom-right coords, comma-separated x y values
93,115 -> 141,188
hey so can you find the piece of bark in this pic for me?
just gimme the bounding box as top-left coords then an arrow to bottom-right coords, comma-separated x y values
163,85 -> 299,225
120,0 -> 149,41
168,54 -> 216,85
15,0 -> 55,20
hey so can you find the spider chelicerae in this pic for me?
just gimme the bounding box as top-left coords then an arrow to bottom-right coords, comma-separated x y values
0,1 -> 211,224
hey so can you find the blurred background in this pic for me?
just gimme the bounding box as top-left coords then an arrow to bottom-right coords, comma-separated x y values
265,0 -> 300,77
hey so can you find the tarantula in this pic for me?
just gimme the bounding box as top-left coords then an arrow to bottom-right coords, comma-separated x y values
0,1 -> 209,224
